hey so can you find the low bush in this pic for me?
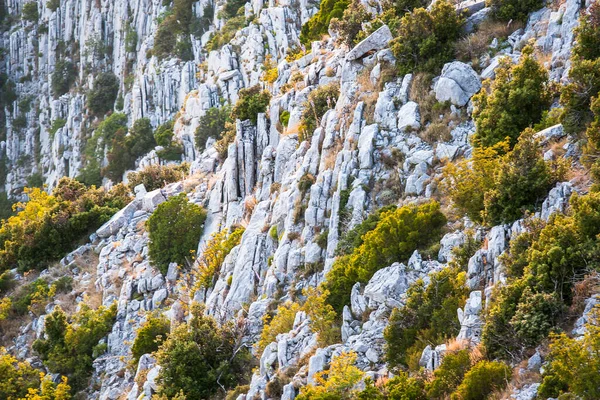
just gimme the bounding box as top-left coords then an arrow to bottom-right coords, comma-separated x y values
329,0 -> 370,47
155,303 -> 251,399
194,227 -> 245,290
296,352 -> 364,399
323,201 -> 446,314
300,0 -> 349,45
489,0 -> 544,22
147,193 -> 207,275
443,130 -> 565,225
299,82 -> 339,142
256,301 -> 301,355
384,266 -> 468,369
232,85 -> 271,124
127,163 -> 189,192
451,360 -> 511,400
154,120 -> 174,147
0,178 -> 131,272
390,0 -> 464,75
22,2 -> 38,22
87,72 -> 119,115
33,302 -> 117,391
195,106 -> 232,151
426,350 -> 472,398
131,313 -> 170,365
51,60 -> 76,98
472,47 -> 552,149
538,308 -> 600,400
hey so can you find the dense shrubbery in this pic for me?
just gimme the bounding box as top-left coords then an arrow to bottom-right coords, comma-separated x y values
335,205 -> 396,256
0,347 -> 72,399
131,313 -> 170,365
299,82 -> 339,142
300,0 -> 349,45
127,163 -> 189,192
0,178 -> 131,272
155,303 -> 250,399
33,302 -> 117,391
472,47 -> 552,149
489,0 -> 544,22
538,307 -> 600,399
232,85 -> 271,124
482,192 -> 600,360
195,106 -> 232,151
147,193 -> 207,275
452,360 -> 511,400
390,0 -> 464,75
257,301 -> 300,355
322,201 -> 446,313
87,72 -> 119,115
51,60 -> 77,98
443,130 -> 565,225
385,266 -> 468,369
153,0 -> 209,59
296,352 -> 364,399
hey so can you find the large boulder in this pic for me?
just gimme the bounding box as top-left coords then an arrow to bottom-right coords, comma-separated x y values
434,62 -> 481,106
397,101 -> 421,131
346,25 -> 393,61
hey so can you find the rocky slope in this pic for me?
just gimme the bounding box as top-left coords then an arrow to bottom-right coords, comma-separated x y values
0,0 -> 598,399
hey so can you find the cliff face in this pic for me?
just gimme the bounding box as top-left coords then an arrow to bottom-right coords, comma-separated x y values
0,0 -> 596,399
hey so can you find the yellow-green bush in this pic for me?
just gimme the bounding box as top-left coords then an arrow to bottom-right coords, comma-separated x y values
131,313 -> 170,365
323,201 -> 446,313
450,360 -> 511,400
256,301 -> 301,355
195,227 -> 245,290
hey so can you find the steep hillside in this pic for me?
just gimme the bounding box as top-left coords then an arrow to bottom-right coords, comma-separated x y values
1,0 -> 600,399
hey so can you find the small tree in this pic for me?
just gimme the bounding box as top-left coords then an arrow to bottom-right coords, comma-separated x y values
51,60 -> 76,98
155,303 -> 250,399
22,2 -> 38,22
146,194 -> 207,275
195,106 -> 232,151
231,85 -> 271,124
390,0 -> 464,75
87,72 -> 120,115
472,47 -> 552,148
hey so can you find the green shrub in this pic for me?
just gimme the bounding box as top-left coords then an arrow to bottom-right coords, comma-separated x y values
147,193 -> 207,275
385,371 -> 427,400
390,0 -> 464,75
0,348 -> 42,399
131,314 -> 170,365
335,205 -> 396,256
561,58 -> 600,136
279,110 -> 290,127
22,2 -> 38,22
472,47 -> 552,149
256,302 -> 300,355
154,15 -> 179,60
49,118 -> 67,137
300,0 -> 349,45
489,0 -> 544,22
0,271 -> 15,296
155,303 -> 251,399
33,303 -> 117,391
299,82 -> 339,142
573,3 -> 600,61
482,129 -> 564,224
10,278 -> 52,316
509,287 -> 564,346
222,0 -> 246,19
87,72 -> 119,115
46,0 -> 60,11
195,106 -> 232,151
51,60 -> 77,98
384,266 -> 468,369
443,130 -> 564,225
323,201 -> 446,314
426,350 -> 472,399
0,178 -> 131,272
538,311 -> 600,400
232,85 -> 271,124
127,163 -> 189,192
451,360 -> 511,400
329,0 -> 371,47
153,120 -> 174,147
205,14 -> 247,51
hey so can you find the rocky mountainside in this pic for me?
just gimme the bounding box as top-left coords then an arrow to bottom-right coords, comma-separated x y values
1,0 -> 600,399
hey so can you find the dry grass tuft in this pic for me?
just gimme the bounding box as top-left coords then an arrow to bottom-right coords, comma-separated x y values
456,20 -> 525,67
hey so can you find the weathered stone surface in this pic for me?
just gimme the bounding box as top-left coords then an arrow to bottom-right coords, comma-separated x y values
346,25 -> 393,61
